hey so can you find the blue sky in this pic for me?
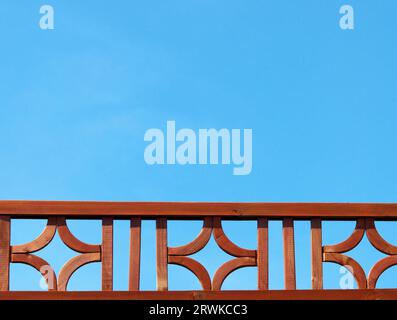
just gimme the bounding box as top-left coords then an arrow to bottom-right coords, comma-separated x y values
1,0 -> 397,291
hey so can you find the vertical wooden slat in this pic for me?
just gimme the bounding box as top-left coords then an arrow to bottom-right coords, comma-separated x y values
257,218 -> 268,290
129,218 -> 141,291
102,218 -> 113,291
311,218 -> 323,289
156,218 -> 168,291
283,218 -> 296,290
0,216 -> 10,291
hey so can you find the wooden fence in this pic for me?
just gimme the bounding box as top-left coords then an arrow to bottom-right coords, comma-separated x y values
1,201 -> 397,300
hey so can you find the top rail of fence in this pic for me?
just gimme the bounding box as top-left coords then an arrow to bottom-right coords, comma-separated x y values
0,201 -> 397,219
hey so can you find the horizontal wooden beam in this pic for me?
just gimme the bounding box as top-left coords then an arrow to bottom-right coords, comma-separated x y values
0,201 -> 397,219
1,290 -> 397,300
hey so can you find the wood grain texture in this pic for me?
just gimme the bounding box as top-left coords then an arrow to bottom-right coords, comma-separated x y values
0,216 -> 10,291
156,218 -> 168,291
6,201 -> 397,299
323,253 -> 367,289
58,253 -> 100,291
12,218 -> 57,254
257,218 -> 268,290
3,289 -> 397,300
168,218 -> 212,256
58,217 -> 101,253
283,218 -> 296,290
129,218 -> 141,291
366,218 -> 397,255
212,257 -> 256,290
102,218 -> 113,291
323,219 -> 365,253
311,219 -> 323,289
213,218 -> 256,257
368,256 -> 397,289
3,201 -> 397,218
11,253 -> 57,291
168,256 -> 211,290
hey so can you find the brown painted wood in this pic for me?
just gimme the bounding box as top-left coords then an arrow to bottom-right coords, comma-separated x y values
3,289 -> 397,300
213,218 -> 256,257
311,219 -> 323,289
323,219 -> 365,253
168,256 -> 211,290
6,200 -> 397,299
58,253 -> 100,291
168,218 -> 212,256
283,218 -> 296,290
212,257 -> 256,290
0,216 -> 10,291
12,218 -> 57,254
129,218 -> 141,291
257,218 -> 268,290
58,217 -> 101,253
156,218 -> 168,291
11,253 -> 58,291
368,255 -> 397,289
2,201 -> 397,218
102,218 -> 113,291
366,218 -> 397,255
323,252 -> 367,289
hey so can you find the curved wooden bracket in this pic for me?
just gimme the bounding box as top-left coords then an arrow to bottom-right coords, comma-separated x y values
11,253 -> 57,291
57,217 -> 101,253
168,256 -> 211,290
366,219 -> 397,255
213,218 -> 256,257
12,218 -> 57,254
212,257 -> 256,290
168,218 -> 212,256
322,218 -> 397,289
58,253 -> 101,291
323,219 -> 365,254
166,218 -> 258,291
10,217 -> 103,291
323,252 -> 367,289
368,255 -> 397,289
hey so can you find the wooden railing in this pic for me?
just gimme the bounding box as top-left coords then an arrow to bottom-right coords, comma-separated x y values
1,201 -> 397,300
